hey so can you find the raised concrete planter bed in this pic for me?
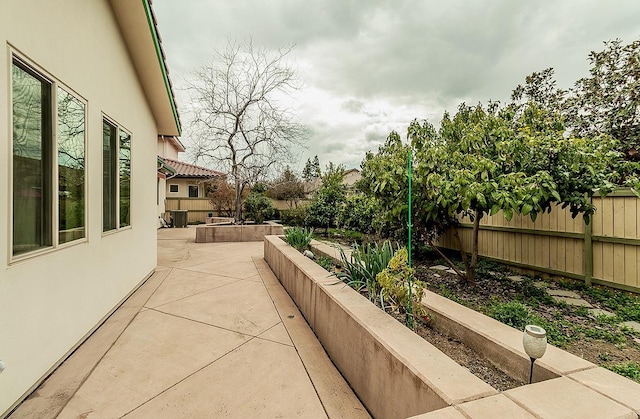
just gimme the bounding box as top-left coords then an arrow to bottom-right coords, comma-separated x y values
195,222 -> 283,243
265,236 -> 497,418
283,238 -> 640,418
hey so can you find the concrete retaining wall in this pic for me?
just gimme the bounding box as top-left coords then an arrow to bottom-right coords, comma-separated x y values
195,222 -> 283,243
306,240 -> 640,418
264,236 -> 497,419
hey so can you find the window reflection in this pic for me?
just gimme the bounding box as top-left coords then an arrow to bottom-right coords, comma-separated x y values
58,88 -> 85,243
119,130 -> 131,227
12,62 -> 52,255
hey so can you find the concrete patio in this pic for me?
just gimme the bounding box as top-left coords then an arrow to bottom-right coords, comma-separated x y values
9,228 -> 368,418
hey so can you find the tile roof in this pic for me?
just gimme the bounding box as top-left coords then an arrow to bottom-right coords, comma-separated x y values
161,157 -> 225,178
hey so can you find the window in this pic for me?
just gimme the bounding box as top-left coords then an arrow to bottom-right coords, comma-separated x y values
11,57 -> 86,257
188,185 -> 199,198
169,184 -> 179,193
103,118 -> 131,232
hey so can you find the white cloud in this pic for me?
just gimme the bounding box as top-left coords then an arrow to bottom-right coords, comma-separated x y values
154,0 -> 640,174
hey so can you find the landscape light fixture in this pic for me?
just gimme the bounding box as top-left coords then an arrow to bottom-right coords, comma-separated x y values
523,325 -> 547,384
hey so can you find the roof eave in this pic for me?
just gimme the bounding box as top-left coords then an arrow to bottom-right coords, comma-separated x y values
109,0 -> 181,136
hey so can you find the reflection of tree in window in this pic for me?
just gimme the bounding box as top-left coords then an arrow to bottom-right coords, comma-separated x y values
119,130 -> 131,227
12,61 -> 52,255
58,88 -> 85,243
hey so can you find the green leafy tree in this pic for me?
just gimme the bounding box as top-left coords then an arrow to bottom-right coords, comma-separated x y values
302,155 -> 322,181
338,194 -> 379,234
511,38 -> 640,188
244,183 -> 276,223
362,102 -> 622,284
409,102 -> 621,283
305,162 -> 345,234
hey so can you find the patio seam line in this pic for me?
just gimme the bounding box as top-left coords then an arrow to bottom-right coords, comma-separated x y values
144,306 -> 282,342
175,265 -> 265,282
121,334 -> 264,418
53,268 -> 172,418
566,374 -> 638,414
500,392 -> 544,419
144,277 -> 244,310
253,257 -> 331,419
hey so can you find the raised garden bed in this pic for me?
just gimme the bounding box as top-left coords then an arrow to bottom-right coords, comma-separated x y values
195,221 -> 283,243
265,236 -> 640,418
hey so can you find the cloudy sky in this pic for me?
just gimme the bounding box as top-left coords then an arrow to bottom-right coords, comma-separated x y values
153,0 -> 640,173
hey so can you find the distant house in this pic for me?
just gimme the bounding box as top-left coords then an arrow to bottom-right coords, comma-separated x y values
302,168 -> 362,199
0,0 -> 181,415
343,168 -> 362,193
162,157 -> 225,199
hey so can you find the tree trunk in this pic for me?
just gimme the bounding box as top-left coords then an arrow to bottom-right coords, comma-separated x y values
468,210 -> 483,285
452,226 -> 472,284
233,166 -> 242,223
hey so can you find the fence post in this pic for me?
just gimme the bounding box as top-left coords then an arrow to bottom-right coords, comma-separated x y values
584,197 -> 593,287
177,198 -> 181,210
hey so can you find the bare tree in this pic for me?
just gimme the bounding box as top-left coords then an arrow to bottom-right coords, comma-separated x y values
186,39 -> 307,222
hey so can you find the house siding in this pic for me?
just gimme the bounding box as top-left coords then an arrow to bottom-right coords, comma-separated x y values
0,1 -> 160,414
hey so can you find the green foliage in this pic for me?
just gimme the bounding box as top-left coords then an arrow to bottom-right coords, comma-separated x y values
489,301 -> 532,330
359,132 -> 413,239
305,162 -> 346,232
606,362 -> 640,383
335,241 -> 394,303
302,155 -> 321,181
316,256 -> 334,272
338,194 -> 379,234
284,227 -> 313,251
243,188 -> 276,223
511,38 -> 640,188
280,205 -> 308,227
377,248 -> 427,326
487,300 -> 566,346
581,286 -> 640,322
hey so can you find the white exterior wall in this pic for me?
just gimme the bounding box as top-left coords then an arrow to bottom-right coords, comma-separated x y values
0,1 -> 159,414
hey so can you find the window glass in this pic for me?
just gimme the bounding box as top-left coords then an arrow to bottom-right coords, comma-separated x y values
119,130 -> 131,227
188,185 -> 198,198
169,184 -> 178,193
58,88 -> 85,243
12,61 -> 52,255
103,120 -> 117,231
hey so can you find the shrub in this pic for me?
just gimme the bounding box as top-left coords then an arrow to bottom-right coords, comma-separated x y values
489,301 -> 531,330
339,194 -> 378,234
281,205 -> 308,227
284,227 -> 313,251
335,241 -> 394,303
377,248 -> 427,328
244,191 -> 276,223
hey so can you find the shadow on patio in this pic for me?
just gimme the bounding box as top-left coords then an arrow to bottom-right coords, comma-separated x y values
10,228 -> 368,418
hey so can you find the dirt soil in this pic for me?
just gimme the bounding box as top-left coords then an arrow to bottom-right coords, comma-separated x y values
413,260 -> 640,378
388,310 -> 525,391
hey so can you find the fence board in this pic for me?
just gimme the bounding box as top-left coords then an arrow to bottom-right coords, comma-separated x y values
438,190 -> 639,293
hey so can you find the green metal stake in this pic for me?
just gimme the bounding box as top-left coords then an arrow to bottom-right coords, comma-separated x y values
407,149 -> 413,329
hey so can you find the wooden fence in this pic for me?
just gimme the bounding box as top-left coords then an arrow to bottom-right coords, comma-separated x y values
438,189 -> 640,293
165,198 -> 220,224
165,198 -> 311,223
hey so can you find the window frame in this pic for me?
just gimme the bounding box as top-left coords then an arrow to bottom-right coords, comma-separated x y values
169,184 -> 179,193
188,184 -> 199,198
101,115 -> 132,234
9,52 -> 88,262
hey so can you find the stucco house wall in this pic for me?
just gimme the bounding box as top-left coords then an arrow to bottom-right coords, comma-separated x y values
166,178 -> 207,199
0,0 -> 180,415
